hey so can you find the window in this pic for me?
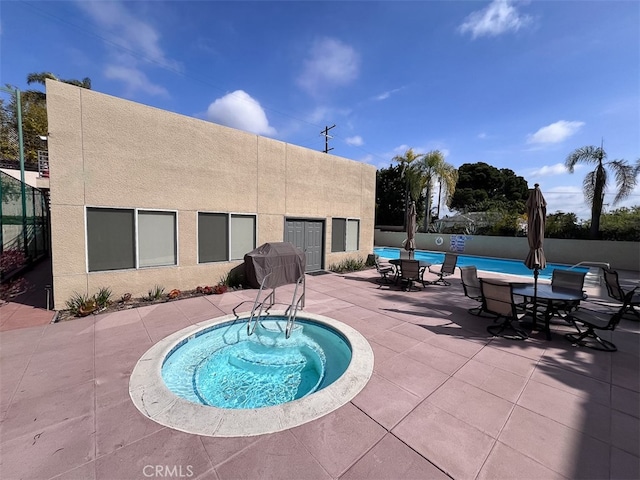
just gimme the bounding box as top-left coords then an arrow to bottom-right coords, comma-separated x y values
86,207 -> 177,272
87,208 -> 135,272
198,213 -> 256,263
331,219 -> 346,252
138,211 -> 177,267
331,218 -> 359,252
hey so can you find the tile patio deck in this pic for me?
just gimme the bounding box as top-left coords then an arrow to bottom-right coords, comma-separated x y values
1,268 -> 638,480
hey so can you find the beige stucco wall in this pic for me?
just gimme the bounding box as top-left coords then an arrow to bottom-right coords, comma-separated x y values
375,230 -> 640,272
46,81 -> 376,309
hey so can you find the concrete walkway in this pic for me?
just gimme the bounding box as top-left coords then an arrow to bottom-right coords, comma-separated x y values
0,268 -> 638,479
0,258 -> 55,332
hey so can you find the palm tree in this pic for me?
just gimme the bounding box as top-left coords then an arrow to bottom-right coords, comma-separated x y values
25,72 -> 92,100
392,148 -> 425,228
415,150 -> 458,231
565,145 -> 637,239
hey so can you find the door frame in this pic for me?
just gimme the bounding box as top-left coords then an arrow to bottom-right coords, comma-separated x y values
284,217 -> 325,272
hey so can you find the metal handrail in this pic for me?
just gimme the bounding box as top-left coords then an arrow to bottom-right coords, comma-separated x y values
568,261 -> 610,286
246,273 -> 275,336
285,275 -> 305,339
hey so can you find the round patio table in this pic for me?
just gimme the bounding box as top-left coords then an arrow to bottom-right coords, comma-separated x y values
512,283 -> 585,340
389,259 -> 432,287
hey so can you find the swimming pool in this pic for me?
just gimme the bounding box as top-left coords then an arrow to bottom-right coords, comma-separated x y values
374,247 -> 587,280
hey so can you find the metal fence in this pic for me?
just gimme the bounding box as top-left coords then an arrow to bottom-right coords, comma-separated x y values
0,87 -> 50,280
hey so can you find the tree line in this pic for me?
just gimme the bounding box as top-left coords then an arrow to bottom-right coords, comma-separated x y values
377,148 -> 638,240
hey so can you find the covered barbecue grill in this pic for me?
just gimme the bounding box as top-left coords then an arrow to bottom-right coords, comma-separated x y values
242,242 -> 307,338
244,242 -> 306,289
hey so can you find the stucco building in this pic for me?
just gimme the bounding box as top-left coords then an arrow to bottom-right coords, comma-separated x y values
45,81 -> 376,309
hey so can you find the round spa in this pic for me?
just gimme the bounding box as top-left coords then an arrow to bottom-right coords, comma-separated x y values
129,311 -> 374,437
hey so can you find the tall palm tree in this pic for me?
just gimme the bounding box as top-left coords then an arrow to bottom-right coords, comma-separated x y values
392,148 -> 425,228
565,145 -> 637,239
415,150 -> 458,231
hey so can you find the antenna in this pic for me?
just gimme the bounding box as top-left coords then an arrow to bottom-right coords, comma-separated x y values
320,125 -> 335,153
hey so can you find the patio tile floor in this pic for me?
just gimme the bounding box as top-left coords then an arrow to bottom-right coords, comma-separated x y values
0,268 -> 638,479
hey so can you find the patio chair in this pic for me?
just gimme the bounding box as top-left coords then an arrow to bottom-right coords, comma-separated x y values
374,255 -> 396,284
602,268 -> 640,319
549,269 -> 588,318
459,265 -> 484,316
399,259 -> 422,291
565,305 -> 623,352
480,278 -> 528,340
426,253 -> 458,286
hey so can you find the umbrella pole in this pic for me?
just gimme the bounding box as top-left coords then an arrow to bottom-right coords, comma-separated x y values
533,267 -> 539,330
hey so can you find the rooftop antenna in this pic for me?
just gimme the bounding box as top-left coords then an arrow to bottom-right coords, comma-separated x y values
321,125 -> 335,154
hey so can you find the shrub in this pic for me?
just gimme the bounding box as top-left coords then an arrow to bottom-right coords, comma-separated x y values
329,257 -> 366,273
144,285 -> 165,301
95,287 -> 112,309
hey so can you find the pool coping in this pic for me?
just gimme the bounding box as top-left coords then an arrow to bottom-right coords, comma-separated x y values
129,311 -> 374,437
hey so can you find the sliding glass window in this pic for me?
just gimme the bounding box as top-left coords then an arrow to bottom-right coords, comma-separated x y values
198,212 -> 256,263
86,207 -> 177,272
332,218 -> 359,252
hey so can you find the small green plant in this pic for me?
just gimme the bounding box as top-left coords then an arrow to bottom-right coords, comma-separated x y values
65,292 -> 96,317
144,285 -> 165,301
220,270 -> 243,288
329,257 -> 366,273
95,287 -> 112,309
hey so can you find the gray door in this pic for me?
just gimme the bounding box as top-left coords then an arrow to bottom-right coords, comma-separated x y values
285,220 -> 324,272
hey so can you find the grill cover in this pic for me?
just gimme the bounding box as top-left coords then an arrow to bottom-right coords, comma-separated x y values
244,242 -> 306,289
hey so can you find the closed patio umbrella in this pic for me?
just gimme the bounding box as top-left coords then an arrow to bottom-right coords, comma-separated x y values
404,201 -> 417,258
524,183 -> 547,313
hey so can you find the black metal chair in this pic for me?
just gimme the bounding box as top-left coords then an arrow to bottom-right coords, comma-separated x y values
602,268 -> 639,319
426,253 -> 458,286
459,265 -> 484,316
565,306 -> 623,352
374,255 -> 396,284
481,278 -> 528,340
399,259 -> 422,291
549,269 -> 588,318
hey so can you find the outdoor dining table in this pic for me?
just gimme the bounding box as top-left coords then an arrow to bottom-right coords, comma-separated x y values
512,283 -> 585,340
389,259 -> 432,286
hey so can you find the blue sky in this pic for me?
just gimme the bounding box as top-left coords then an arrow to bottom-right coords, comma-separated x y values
2,0 -> 638,219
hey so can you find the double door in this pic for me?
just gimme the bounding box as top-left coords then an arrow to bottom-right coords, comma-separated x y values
284,220 -> 323,272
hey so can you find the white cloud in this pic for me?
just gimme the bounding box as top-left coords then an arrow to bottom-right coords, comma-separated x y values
297,38 -> 360,95
76,1 -> 180,96
104,65 -> 168,97
459,0 -> 532,39
528,163 -> 570,177
527,120 -> 585,144
205,90 -> 276,136
373,87 -> 405,101
346,136 -> 364,147
477,132 -> 487,139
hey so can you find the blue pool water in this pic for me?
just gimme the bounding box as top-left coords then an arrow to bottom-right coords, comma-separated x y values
374,247 -> 587,280
162,317 -> 352,409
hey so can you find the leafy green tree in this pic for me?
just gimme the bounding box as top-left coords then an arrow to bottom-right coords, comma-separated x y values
375,164 -> 425,227
599,206 -> 640,241
450,162 -> 528,214
414,150 -> 458,231
565,145 -> 637,239
545,212 -> 587,239
0,73 -> 91,166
